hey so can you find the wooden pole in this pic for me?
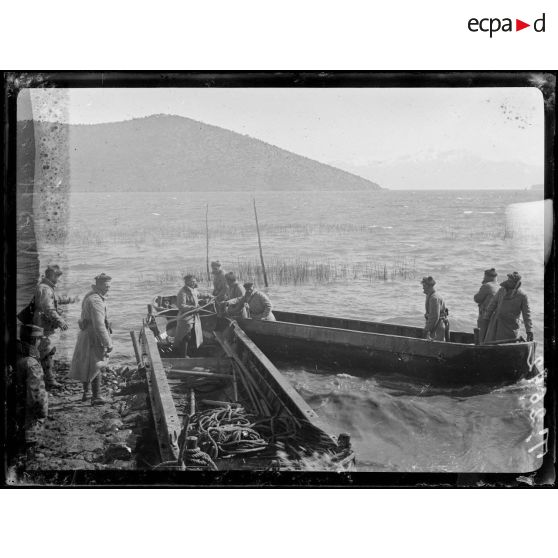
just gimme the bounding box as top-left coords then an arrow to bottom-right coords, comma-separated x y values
253,198 -> 269,287
205,203 -> 210,283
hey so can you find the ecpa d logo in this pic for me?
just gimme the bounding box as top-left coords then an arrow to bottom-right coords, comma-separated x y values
468,13 -> 545,37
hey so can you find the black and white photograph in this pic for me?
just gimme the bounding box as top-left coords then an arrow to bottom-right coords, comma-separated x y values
3,72 -> 554,485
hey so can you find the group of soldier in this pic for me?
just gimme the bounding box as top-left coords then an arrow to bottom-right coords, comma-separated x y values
14,260 -> 534,455
422,268 -> 533,344
173,260 -> 275,355
15,267 -> 113,453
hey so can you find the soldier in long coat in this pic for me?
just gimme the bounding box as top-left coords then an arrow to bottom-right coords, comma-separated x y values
483,272 -> 534,344
32,264 -> 74,389
174,274 -> 201,356
224,272 -> 247,317
16,324 -> 49,450
211,261 -> 228,302
421,276 -> 449,341
473,268 -> 500,343
69,274 -> 113,405
226,282 -> 276,321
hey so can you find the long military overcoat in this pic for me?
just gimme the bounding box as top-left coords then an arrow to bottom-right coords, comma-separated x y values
69,287 -> 112,383
483,287 -> 533,343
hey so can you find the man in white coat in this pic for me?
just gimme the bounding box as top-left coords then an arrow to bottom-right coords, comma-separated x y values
70,273 -> 113,405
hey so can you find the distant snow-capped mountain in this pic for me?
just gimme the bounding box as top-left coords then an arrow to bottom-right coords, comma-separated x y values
331,150 -> 543,189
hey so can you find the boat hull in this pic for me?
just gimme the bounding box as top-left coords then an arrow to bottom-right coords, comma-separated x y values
236,311 -> 539,386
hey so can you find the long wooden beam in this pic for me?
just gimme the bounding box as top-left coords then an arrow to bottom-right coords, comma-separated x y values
140,327 -> 181,462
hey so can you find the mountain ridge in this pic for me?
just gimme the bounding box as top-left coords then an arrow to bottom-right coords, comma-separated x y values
19,115 -> 382,193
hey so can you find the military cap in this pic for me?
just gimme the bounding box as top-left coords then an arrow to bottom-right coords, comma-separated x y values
183,274 -> 196,282
225,271 -> 237,282
94,273 -> 112,285
20,324 -> 44,338
507,271 -> 521,284
484,268 -> 498,277
210,261 -> 221,268
45,264 -> 63,276
421,276 -> 436,286
243,282 -> 254,289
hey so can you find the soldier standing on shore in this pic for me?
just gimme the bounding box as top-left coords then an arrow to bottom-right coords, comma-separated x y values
473,268 -> 500,343
69,273 -> 113,405
421,276 -> 449,341
16,324 -> 49,456
32,264 -> 75,390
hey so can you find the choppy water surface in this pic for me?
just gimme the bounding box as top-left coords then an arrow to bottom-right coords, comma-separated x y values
19,189 -> 546,472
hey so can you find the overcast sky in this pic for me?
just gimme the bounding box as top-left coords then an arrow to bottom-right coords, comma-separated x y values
20,86 -> 544,171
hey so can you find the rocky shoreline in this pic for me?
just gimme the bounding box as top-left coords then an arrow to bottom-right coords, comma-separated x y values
7,360 -> 159,483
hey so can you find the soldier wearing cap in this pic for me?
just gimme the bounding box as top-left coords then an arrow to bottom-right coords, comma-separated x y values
421,276 -> 449,341
69,273 -> 113,405
223,272 -> 247,317
174,274 -> 201,356
211,261 -> 228,302
473,268 -> 500,343
33,264 -> 76,390
16,324 -> 49,451
483,272 -> 533,344
226,281 -> 275,321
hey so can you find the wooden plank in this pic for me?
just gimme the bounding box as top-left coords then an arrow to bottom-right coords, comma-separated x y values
141,327 -> 182,462
162,357 -> 222,369
216,324 -> 337,443
166,369 -> 232,380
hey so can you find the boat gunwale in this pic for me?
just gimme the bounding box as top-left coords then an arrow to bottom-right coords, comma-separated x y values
239,315 -> 533,353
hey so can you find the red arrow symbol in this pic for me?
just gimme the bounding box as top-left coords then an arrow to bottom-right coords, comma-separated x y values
516,19 -> 530,31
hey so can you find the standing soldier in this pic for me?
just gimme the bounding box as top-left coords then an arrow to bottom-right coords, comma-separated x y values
211,261 -> 228,302
16,324 -> 49,456
174,274 -> 201,356
473,268 -> 500,343
69,273 -> 113,405
421,276 -> 449,341
483,272 -> 534,344
226,282 -> 276,321
223,272 -> 246,317
32,264 -> 74,390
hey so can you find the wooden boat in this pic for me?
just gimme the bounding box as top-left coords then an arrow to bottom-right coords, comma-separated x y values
148,297 -> 539,386
237,310 -> 540,386
132,311 -> 354,470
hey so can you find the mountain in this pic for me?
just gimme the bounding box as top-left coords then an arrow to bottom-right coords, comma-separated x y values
19,115 -> 381,192
331,150 -> 544,190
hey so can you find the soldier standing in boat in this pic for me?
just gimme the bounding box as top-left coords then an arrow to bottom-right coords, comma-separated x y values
223,272 -> 247,317
15,324 -> 49,456
421,276 -> 449,341
226,282 -> 276,321
69,273 -> 113,405
473,268 -> 500,343
174,274 -> 201,356
32,264 -> 75,390
483,272 -> 534,344
211,261 -> 228,302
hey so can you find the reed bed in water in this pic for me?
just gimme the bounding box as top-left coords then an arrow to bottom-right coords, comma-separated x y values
136,257 -> 417,287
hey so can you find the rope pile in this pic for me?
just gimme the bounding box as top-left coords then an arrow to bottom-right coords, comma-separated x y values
188,406 -> 268,459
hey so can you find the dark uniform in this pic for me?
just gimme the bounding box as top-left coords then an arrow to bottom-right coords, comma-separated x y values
16,325 -> 48,447
32,265 -> 71,389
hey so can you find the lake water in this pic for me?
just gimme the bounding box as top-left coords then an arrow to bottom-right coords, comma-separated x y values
18,189 -> 547,472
